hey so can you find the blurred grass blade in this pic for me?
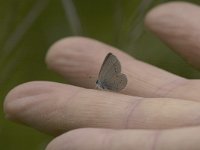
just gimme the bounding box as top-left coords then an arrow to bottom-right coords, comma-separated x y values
113,0 -> 124,46
128,0 -> 153,43
0,0 -> 49,84
128,0 -> 154,40
117,0 -> 153,50
61,0 -> 82,35
0,0 -> 49,66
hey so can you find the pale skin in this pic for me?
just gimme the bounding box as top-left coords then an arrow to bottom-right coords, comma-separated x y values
4,2 -> 200,150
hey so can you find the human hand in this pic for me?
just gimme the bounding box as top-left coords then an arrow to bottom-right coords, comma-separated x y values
4,2 -> 200,150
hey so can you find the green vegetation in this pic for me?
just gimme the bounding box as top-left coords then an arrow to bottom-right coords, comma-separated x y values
1,0 -> 200,149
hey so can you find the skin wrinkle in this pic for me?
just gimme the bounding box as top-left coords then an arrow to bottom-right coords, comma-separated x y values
46,88 -> 83,134
63,87 -> 83,106
150,130 -> 162,150
182,112 -> 200,128
162,79 -> 189,98
125,97 -> 144,128
5,93 -> 51,120
100,130 -> 113,150
153,77 -> 188,97
4,82 -> 55,102
193,114 -> 200,127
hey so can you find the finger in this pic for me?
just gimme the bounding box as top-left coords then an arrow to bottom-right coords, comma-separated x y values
46,127 -> 200,150
4,81 -> 200,135
46,36 -> 200,102
145,2 -> 200,69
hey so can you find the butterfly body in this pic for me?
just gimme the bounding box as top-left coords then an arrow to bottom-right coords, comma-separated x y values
96,53 -> 127,92
96,80 -> 107,90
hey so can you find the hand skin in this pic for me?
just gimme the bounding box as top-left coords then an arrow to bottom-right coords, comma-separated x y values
4,1 -> 200,150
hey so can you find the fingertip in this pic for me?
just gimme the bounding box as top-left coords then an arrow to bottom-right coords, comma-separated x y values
3,81 -> 80,128
145,1 -> 196,30
4,81 -> 53,120
46,36 -> 93,68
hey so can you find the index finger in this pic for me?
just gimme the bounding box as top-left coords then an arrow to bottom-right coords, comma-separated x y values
46,37 -> 200,101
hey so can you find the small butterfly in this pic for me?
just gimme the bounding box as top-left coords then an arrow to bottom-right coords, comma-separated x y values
96,53 -> 127,91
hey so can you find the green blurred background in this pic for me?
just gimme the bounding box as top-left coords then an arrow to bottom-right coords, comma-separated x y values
1,0 -> 200,149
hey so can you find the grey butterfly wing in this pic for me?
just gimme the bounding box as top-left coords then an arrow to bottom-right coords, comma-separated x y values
98,53 -> 121,81
103,73 -> 127,91
98,53 -> 127,91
